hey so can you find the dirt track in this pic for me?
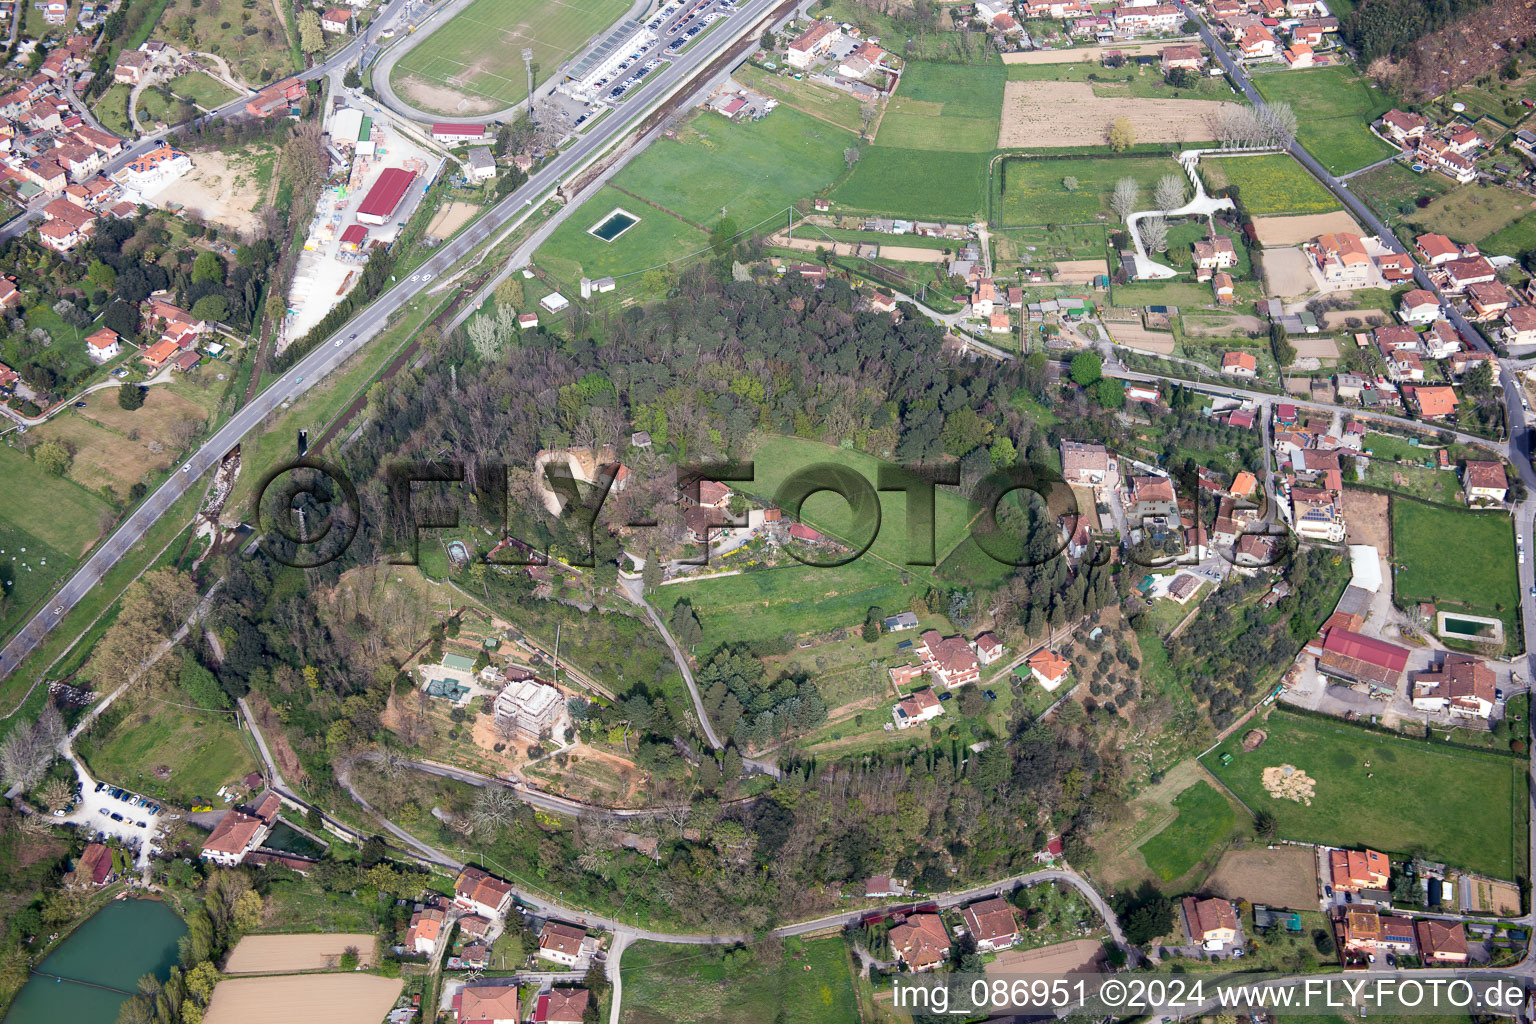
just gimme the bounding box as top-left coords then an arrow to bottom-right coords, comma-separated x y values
224,934 -> 377,974
1251,211 -> 1362,247
999,81 -> 1238,148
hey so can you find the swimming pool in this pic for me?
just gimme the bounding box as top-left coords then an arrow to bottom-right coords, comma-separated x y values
588,208 -> 640,242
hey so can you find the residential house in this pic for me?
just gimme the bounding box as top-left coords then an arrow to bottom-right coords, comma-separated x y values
1449,126 -> 1484,154
1462,459 -> 1508,504
38,196 -> 95,252
1379,916 -> 1418,954
917,629 -> 980,687
404,907 -> 445,954
1504,305 -> 1536,347
1061,440 -> 1114,487
1439,255 -> 1497,293
1112,3 -> 1181,35
1416,920 -> 1469,963
1376,251 -> 1414,281
85,327 -> 120,362
113,49 -> 150,85
786,19 -> 841,68
1180,896 -> 1239,949
114,145 -> 191,191
892,688 -> 944,729
1341,907 -> 1382,953
1467,281 -> 1511,319
199,810 -> 269,867
1237,23 -> 1278,58
1306,231 -> 1370,285
537,989 -> 592,1024
1129,474 -> 1178,518
1398,289 -> 1441,324
453,866 -> 514,918
1422,320 -> 1464,359
1160,44 -> 1203,73
962,898 -> 1020,952
1381,109 -> 1429,145
1283,42 -> 1314,66
1026,648 -> 1071,691
1415,232 -> 1465,266
973,632 -> 1004,665
889,913 -> 950,971
537,922 -> 588,967
320,7 -> 350,32
1213,271 -> 1235,304
457,984 -> 521,1024
1412,654 -> 1496,718
0,278 -> 20,311
1221,350 -> 1257,377
1407,384 -> 1458,421
970,277 -> 995,316
1330,848 -> 1390,891
1193,234 -> 1237,276
865,875 -> 904,898
1417,136 -> 1476,183
139,337 -> 181,370
870,291 -> 897,314
244,78 -> 306,118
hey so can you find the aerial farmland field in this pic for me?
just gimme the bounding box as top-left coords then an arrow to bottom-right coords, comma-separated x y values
390,0 -> 630,115
1199,154 -> 1341,216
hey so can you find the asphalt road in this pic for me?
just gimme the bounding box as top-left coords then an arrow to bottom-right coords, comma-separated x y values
0,0 -> 787,683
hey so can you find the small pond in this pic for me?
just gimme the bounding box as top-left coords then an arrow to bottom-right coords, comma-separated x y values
261,821 -> 327,858
6,899 -> 186,1024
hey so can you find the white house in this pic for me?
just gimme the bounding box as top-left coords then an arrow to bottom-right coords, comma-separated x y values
85,327 -> 120,363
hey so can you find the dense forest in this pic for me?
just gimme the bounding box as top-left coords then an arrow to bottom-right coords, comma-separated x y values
1343,0 -> 1491,61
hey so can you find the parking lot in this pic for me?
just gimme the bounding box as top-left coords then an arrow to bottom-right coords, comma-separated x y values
57,756 -> 168,869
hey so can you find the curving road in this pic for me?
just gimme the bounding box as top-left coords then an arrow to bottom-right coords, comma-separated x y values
0,0 -> 792,684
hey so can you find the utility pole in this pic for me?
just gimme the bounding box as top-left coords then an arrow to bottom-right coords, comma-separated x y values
522,48 -> 534,117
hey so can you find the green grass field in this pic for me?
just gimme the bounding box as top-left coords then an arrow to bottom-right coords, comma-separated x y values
1206,710 -> 1521,877
1407,184 -> 1530,249
1251,67 -> 1399,175
653,436 -> 1009,648
537,107 -> 852,289
1391,499 -> 1520,637
613,106 -> 853,229
169,70 -> 238,110
1481,212 -> 1536,260
620,936 -> 857,1024
875,60 -> 1004,153
1349,161 -> 1452,222
1136,779 -> 1237,882
999,154 -> 1184,226
78,695 -> 259,807
0,445 -> 111,640
734,64 -> 865,134
391,0 -> 630,115
832,146 -> 990,220
1199,154 -> 1341,216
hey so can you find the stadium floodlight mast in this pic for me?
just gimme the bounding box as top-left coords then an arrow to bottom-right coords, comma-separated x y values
523,48 -> 535,118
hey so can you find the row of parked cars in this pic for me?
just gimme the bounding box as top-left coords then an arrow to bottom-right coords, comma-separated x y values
666,0 -> 733,51
96,781 -> 162,816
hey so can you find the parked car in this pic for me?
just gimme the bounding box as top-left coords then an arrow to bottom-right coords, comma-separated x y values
110,812 -> 123,822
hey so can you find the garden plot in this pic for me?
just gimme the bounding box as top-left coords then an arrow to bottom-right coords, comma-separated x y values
1054,259 -> 1109,284
1250,211 -> 1363,247
998,81 -> 1237,148
1291,336 -> 1340,359
1106,320 -> 1175,353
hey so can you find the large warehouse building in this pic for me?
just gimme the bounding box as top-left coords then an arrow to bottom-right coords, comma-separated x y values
356,167 -> 417,226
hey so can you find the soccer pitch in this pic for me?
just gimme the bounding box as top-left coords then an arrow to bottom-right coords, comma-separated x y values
390,0 -> 630,114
